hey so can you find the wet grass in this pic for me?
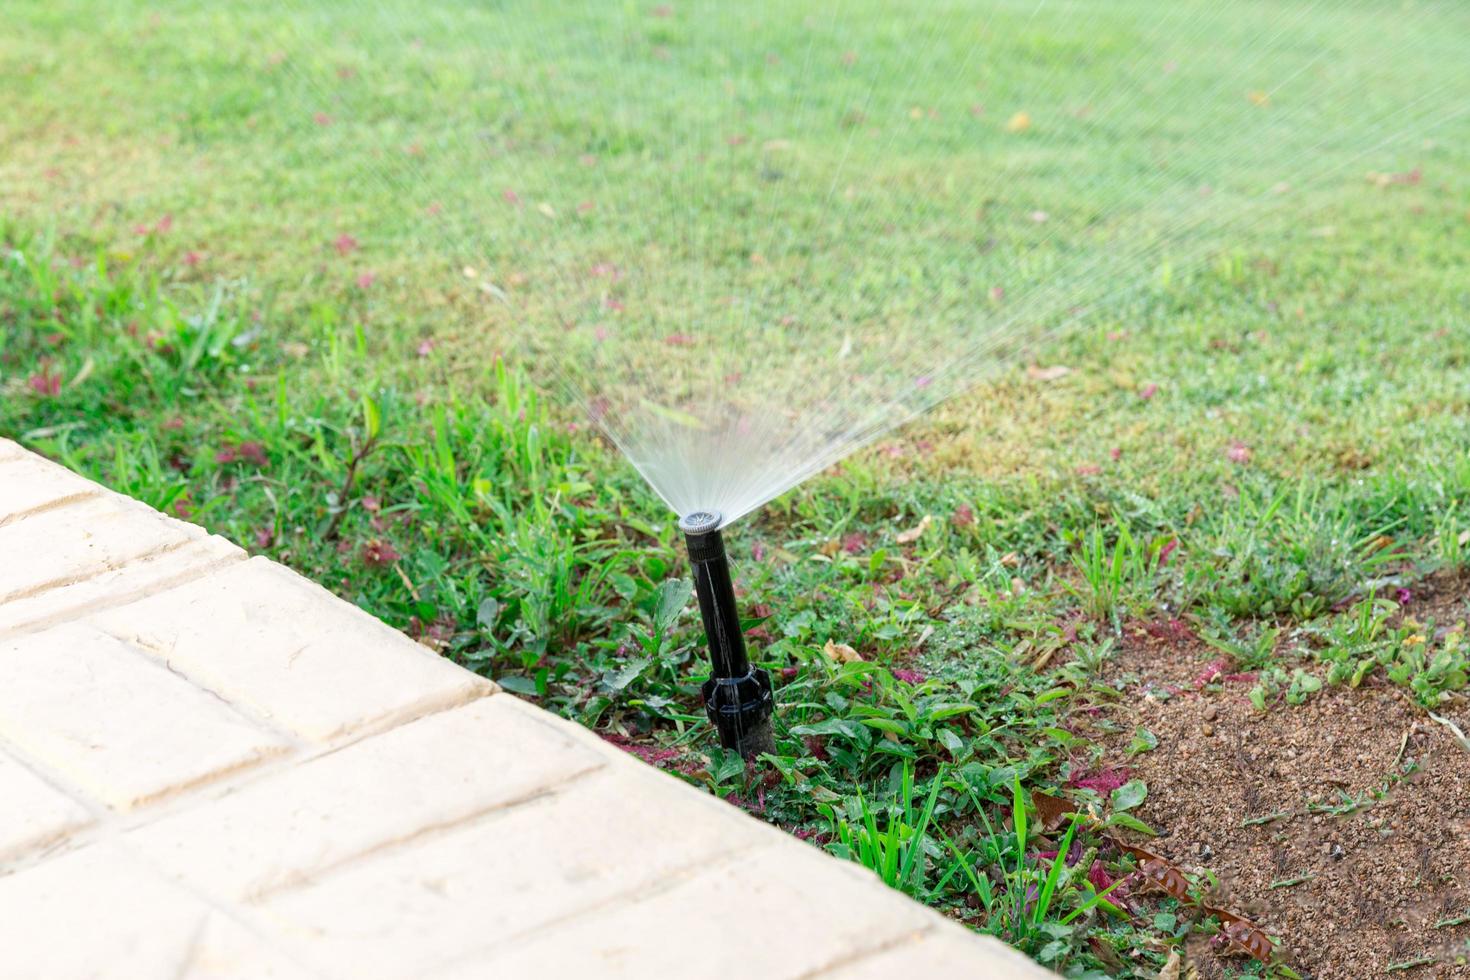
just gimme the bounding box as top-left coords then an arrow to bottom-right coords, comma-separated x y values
4,2 -> 1470,976
4,231 -> 1468,975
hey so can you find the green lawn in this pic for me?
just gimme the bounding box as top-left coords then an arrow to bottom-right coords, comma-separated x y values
3,2 -> 1469,976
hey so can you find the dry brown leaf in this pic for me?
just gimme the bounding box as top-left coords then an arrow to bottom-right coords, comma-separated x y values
1031,790 -> 1075,832
1088,936 -> 1125,972
1031,638 -> 1066,670
1157,949 -> 1182,980
1027,364 -> 1072,382
1110,837 -> 1277,966
822,639 -> 863,663
1366,168 -> 1422,188
1428,711 -> 1470,755
896,514 -> 932,544
1219,921 -> 1275,962
1138,858 -> 1194,900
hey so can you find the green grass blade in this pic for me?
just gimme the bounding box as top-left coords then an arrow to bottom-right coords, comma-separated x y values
1032,815 -> 1078,925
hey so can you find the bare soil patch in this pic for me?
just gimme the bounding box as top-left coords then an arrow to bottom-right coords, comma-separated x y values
1087,582 -> 1470,978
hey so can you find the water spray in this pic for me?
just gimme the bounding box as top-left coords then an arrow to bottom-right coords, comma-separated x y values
679,510 -> 774,758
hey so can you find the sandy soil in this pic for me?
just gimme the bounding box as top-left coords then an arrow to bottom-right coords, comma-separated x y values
1085,577 -> 1470,978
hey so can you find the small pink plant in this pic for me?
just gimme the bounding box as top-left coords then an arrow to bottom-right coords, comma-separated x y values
27,371 -> 62,396
360,539 -> 401,567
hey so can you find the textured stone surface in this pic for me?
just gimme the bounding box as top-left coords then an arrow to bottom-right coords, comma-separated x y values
91,557 -> 492,741
0,440 -> 1050,979
0,449 -> 244,642
439,844 -> 941,978
0,844 -> 320,980
0,536 -> 243,638
825,929 -> 1050,978
127,696 -> 600,900
0,495 -> 208,606
0,450 -> 102,525
253,766 -> 771,979
0,750 -> 93,861
0,623 -> 289,810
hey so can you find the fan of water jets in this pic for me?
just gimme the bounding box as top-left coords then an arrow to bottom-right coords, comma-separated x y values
231,0 -> 1467,525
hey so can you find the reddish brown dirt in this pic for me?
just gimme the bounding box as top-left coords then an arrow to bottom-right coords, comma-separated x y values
1085,577 -> 1470,979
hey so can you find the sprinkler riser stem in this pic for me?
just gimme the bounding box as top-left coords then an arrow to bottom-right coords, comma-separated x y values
680,512 -> 773,758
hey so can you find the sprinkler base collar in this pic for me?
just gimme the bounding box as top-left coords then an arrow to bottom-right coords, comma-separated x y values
701,667 -> 774,757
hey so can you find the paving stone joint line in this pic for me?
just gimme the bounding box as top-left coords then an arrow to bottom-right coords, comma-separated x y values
0,489 -> 102,531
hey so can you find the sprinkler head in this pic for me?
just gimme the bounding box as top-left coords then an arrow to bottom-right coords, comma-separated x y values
678,510 -> 723,548
679,510 -> 774,757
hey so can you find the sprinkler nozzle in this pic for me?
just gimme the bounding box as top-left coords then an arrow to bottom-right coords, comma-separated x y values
679,511 -> 774,758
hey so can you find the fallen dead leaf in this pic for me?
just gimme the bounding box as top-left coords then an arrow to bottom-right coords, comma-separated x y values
1112,838 -> 1277,966
1428,711 -> 1470,755
1031,790 -> 1076,832
822,639 -> 863,663
1366,168 -> 1422,188
1089,936 -> 1125,972
1165,953 -> 1201,980
1027,364 -> 1072,382
896,514 -> 933,544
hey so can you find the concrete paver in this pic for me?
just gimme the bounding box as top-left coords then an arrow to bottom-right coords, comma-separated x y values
0,749 -> 93,861
0,844 -> 320,980
0,495 -> 212,606
90,557 -> 492,742
0,438 -> 1050,979
443,844 -> 941,978
0,623 -> 289,810
252,766 -> 773,979
126,695 -> 600,901
0,451 -> 102,524
0,535 -> 243,637
826,928 -> 1053,978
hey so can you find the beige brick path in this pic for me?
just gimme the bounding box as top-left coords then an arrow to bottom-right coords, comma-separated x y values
0,439 -> 1050,979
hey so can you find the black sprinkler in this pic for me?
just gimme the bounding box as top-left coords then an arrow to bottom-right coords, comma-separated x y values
679,510 -> 774,758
